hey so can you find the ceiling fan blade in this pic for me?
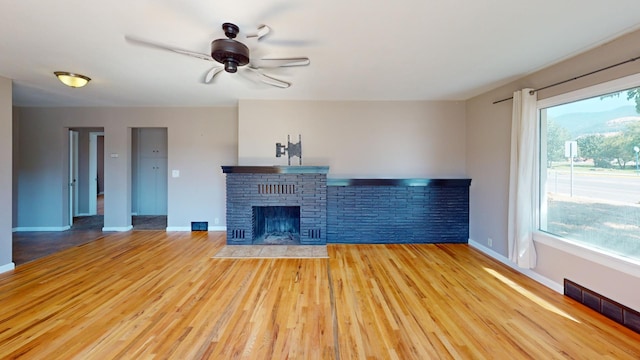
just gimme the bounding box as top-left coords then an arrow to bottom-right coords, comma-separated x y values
252,57 -> 310,68
243,68 -> 291,88
125,36 -> 213,62
245,24 -> 271,40
245,24 -> 313,47
257,72 -> 291,88
204,67 -> 224,84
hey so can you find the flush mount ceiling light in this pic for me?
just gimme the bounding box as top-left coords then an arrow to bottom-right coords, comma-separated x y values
54,71 -> 91,88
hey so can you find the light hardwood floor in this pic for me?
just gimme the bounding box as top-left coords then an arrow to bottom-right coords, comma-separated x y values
0,231 -> 638,359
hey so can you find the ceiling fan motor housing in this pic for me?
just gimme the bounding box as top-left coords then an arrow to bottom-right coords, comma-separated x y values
211,38 -> 250,73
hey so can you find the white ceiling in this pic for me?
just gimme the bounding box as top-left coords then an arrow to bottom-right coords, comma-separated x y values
1,1 -> 639,107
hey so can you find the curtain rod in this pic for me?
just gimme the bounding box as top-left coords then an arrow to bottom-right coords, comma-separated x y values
492,55 -> 640,104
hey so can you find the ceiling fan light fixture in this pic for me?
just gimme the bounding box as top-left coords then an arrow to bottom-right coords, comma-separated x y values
54,71 -> 91,88
224,59 -> 239,73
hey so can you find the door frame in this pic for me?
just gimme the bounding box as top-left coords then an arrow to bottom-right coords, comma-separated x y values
89,131 -> 104,215
68,130 -> 79,226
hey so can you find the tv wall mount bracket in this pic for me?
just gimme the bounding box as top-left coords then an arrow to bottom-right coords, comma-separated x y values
275,134 -> 302,165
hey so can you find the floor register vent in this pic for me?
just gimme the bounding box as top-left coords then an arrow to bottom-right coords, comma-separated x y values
564,279 -> 639,334
191,222 -> 208,231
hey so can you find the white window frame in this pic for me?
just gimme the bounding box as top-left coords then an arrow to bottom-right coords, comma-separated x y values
534,72 -> 640,278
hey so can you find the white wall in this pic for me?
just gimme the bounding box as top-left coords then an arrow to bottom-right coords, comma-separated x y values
15,107 -> 237,231
466,28 -> 640,310
0,76 -> 13,271
239,100 -> 467,178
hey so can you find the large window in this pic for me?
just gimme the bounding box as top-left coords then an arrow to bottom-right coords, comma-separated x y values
538,79 -> 640,262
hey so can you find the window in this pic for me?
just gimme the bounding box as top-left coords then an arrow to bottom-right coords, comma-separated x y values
538,76 -> 640,262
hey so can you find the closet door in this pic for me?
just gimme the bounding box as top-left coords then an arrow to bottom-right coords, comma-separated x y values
138,128 -> 167,158
136,128 -> 168,215
155,158 -> 168,214
137,158 -> 160,214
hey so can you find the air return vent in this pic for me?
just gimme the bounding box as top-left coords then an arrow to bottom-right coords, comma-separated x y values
191,222 -> 208,231
231,229 -> 246,239
564,279 -> 640,333
308,228 -> 322,239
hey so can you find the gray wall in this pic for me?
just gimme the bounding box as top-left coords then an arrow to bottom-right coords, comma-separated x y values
15,107 -> 237,231
0,76 -> 12,270
14,100 -> 466,232
12,108 -> 19,229
466,28 -> 640,310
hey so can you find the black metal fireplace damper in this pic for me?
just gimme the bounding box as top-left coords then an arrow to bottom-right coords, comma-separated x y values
252,206 -> 301,245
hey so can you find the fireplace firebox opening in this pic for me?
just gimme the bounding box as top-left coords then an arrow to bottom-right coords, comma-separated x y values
252,206 -> 301,245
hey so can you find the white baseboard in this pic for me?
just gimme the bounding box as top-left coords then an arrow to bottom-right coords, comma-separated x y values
0,262 -> 15,273
102,225 -> 133,232
165,226 -> 227,232
76,212 -> 91,217
166,226 -> 190,231
468,239 -> 563,294
13,226 -> 71,232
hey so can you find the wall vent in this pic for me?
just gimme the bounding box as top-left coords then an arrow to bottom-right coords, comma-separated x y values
191,221 -> 208,231
231,229 -> 246,239
564,279 -> 640,334
258,184 -> 296,195
308,228 -> 322,239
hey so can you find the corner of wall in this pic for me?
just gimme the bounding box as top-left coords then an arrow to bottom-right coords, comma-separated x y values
469,239 -> 563,293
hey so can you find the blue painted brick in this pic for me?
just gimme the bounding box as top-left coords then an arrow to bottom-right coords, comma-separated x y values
327,185 -> 469,244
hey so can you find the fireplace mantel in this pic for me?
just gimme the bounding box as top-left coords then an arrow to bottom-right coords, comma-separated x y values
221,166 -> 329,174
326,178 -> 471,187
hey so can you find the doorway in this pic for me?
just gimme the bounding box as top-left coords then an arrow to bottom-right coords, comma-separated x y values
68,127 -> 105,230
131,128 -> 168,230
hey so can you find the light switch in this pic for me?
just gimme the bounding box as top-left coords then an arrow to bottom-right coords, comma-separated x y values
172,170 -> 180,178
110,153 -> 119,158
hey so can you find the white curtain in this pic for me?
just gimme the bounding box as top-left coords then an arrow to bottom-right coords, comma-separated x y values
507,88 -> 538,268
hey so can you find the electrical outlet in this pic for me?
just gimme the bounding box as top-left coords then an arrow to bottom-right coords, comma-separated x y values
214,218 -> 219,225
488,238 -> 493,247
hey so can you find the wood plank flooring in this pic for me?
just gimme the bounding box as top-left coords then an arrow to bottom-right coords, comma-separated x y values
12,230 -> 106,265
0,231 -> 639,359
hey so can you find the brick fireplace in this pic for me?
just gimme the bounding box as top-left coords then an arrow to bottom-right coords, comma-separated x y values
221,166 -> 328,245
223,166 -> 471,245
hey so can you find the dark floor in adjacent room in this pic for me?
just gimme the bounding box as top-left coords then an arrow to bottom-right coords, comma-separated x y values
12,215 -> 168,265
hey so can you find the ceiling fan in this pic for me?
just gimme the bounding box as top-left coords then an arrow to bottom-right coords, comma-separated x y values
125,22 -> 310,88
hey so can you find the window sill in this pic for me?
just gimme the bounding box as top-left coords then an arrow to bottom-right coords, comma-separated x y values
533,231 -> 640,278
